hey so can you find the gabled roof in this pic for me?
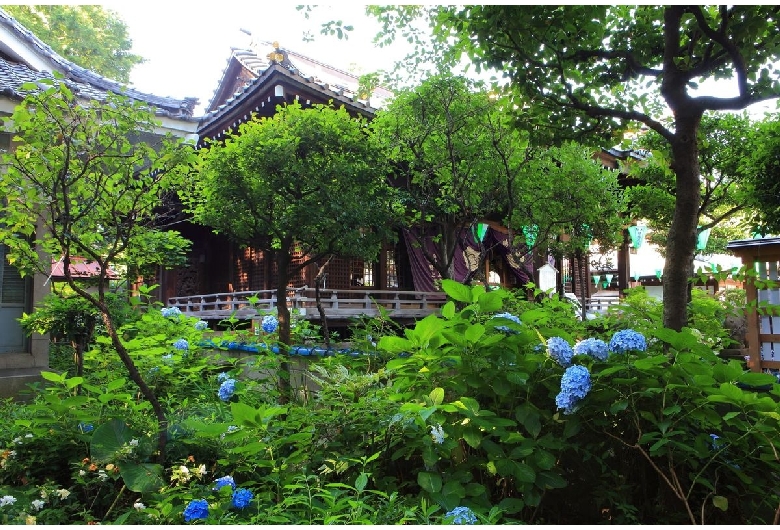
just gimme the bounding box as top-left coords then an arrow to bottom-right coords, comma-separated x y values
198,42 -> 394,140
205,41 -> 392,114
198,61 -> 379,141
0,7 -> 198,120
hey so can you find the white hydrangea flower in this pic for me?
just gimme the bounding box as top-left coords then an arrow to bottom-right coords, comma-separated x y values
129,439 -> 139,447
0,495 -> 17,507
56,489 -> 70,500
31,499 -> 45,511
133,502 -> 146,511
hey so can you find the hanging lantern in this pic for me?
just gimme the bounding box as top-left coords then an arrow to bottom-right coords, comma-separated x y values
472,223 -> 488,242
592,274 -> 601,285
632,272 -> 641,282
523,225 -> 538,248
627,224 -> 648,249
605,274 -> 613,287
696,227 -> 711,251
655,269 -> 663,280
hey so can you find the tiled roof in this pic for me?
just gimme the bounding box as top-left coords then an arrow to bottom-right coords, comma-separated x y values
50,256 -> 120,280
0,7 -> 198,119
199,43 -> 394,134
198,62 -> 378,134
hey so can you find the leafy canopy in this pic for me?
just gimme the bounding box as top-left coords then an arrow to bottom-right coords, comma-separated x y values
3,5 -> 145,84
0,78 -> 195,287
189,101 -> 395,263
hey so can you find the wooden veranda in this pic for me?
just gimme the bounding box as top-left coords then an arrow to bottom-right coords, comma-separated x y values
167,288 -> 448,324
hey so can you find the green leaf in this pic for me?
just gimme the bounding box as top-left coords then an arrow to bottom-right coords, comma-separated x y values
712,495 -> 728,511
40,371 -> 65,383
462,425 -> 482,448
378,335 -> 413,353
355,472 -> 368,493
477,289 -> 504,312
737,372 -> 777,387
119,462 -> 165,493
441,300 -> 456,319
455,396 -> 481,417
429,387 -> 445,406
464,323 -> 485,343
91,419 -> 133,462
417,471 -> 442,493
441,279 -> 472,303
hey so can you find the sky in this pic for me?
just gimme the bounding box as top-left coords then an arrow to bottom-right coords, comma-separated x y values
102,3 -> 407,116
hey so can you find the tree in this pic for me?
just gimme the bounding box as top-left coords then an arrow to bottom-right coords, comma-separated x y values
0,78 -> 196,462
741,114 -> 780,234
372,74 -> 625,291
502,142 -> 626,288
3,5 -> 144,83
372,74 -> 514,283
186,101 -> 397,346
387,5 -> 780,330
626,113 -> 758,254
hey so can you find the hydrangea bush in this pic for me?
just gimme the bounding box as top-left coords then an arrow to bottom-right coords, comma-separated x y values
2,281 -> 780,525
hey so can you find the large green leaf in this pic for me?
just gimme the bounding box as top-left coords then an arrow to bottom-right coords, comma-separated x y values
441,279 -> 472,303
119,462 -> 164,493
417,471 -> 443,493
91,419 -> 133,462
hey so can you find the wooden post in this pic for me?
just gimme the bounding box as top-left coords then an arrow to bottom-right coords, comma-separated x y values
726,238 -> 780,373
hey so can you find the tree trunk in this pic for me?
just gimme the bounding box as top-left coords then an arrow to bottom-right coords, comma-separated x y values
313,256 -> 333,348
103,313 -> 168,464
663,116 -> 702,331
275,244 -> 292,403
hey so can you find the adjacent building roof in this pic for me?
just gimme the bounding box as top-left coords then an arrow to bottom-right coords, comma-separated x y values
49,256 -> 120,281
0,7 -> 198,120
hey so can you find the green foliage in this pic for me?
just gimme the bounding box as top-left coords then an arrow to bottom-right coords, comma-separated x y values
186,101 -> 397,344
0,79 -> 196,284
3,5 -> 144,83
741,113 -> 780,233
626,112 -> 760,253
368,5 -> 780,330
372,74 -> 518,280
2,280 -> 780,524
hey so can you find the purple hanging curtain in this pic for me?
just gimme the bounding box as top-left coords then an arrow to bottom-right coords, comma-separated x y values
402,226 -> 534,291
482,229 -> 533,286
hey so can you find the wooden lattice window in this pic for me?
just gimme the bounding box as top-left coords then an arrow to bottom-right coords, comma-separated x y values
386,250 -> 398,289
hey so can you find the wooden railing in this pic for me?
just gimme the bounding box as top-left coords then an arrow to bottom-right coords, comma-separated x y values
167,288 -> 448,321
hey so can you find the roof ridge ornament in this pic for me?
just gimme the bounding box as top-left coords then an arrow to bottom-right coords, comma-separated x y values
267,42 -> 285,64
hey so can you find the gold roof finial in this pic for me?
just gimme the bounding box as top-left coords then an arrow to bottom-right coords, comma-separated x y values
267,42 -> 284,63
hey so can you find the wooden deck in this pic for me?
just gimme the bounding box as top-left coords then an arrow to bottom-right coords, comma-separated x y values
167,288 -> 448,321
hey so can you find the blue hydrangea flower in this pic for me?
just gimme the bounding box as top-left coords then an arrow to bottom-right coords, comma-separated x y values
445,506 -> 478,525
78,422 -> 94,433
194,320 -> 208,331
430,424 -> 445,445
262,315 -> 278,334
214,475 -> 236,491
547,336 -> 574,367
217,372 -> 230,382
161,307 -> 182,319
609,329 -> 648,354
173,339 -> 189,350
183,499 -> 209,522
492,312 -> 521,334
555,365 -> 592,414
573,338 -> 609,361
231,488 -> 253,509
218,379 -> 236,401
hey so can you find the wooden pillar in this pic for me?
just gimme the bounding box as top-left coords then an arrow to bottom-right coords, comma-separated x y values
377,247 -> 388,290
617,229 -> 630,295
